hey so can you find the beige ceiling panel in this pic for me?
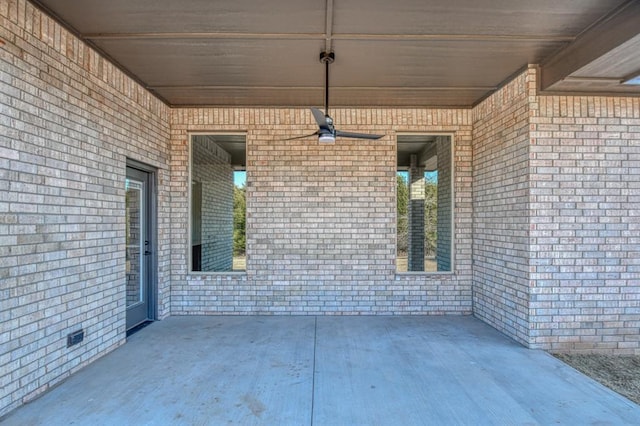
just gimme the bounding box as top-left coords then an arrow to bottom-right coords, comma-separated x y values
37,0 -> 325,34
332,0 -> 627,37
93,39 -> 326,87
328,40 -> 566,87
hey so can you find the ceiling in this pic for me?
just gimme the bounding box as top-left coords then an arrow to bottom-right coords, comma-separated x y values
397,135 -> 438,169
31,0 -> 640,108
192,134 -> 247,167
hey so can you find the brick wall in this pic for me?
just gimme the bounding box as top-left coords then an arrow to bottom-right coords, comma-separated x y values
529,92 -> 640,353
408,158 -> 425,271
191,136 -> 234,271
170,108 -> 474,315
472,67 -> 640,353
0,1 -> 171,416
471,69 -> 535,346
436,136 -> 452,271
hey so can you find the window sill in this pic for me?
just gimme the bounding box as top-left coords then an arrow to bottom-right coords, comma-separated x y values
395,271 -> 454,277
188,271 -> 247,276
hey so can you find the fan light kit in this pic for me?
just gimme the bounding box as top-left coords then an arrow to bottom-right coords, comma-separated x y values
318,133 -> 336,143
286,51 -> 383,143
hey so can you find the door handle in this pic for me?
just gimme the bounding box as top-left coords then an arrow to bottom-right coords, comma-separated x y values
144,240 -> 152,256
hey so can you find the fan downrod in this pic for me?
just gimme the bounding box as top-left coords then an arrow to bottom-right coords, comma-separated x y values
319,51 -> 334,116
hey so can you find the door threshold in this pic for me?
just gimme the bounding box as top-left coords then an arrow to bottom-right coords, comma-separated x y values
126,320 -> 153,337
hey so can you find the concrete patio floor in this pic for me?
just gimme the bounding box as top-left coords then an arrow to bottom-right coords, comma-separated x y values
3,316 -> 640,425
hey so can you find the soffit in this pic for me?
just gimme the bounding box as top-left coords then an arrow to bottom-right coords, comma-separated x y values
30,0 -> 640,107
193,134 -> 246,167
397,135 -> 439,168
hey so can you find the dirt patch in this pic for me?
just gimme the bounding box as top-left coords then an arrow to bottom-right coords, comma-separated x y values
241,394 -> 266,418
554,354 -> 640,405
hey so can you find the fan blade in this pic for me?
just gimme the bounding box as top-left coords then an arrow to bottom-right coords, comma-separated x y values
335,130 -> 383,140
311,108 -> 329,129
283,131 -> 319,141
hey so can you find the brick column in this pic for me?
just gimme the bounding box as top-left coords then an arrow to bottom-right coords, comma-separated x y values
408,154 -> 425,271
436,136 -> 452,271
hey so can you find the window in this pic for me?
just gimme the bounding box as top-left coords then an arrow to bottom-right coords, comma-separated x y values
397,135 -> 453,272
190,134 -> 246,272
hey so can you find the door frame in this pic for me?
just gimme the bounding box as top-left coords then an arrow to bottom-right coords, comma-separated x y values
126,159 -> 158,329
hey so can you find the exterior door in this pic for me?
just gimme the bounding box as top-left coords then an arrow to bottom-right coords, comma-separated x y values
125,166 -> 154,330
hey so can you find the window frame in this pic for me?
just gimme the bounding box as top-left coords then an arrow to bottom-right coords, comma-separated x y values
395,132 -> 455,275
188,132 -> 247,275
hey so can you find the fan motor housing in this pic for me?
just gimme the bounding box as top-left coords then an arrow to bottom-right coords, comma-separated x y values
320,51 -> 335,64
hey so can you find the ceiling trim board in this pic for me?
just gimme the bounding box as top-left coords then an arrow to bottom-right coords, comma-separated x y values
538,90 -> 640,98
561,76 -> 624,83
170,103 -> 475,109
324,0 -> 334,51
83,32 -> 574,43
332,34 -> 574,42
84,32 -> 326,40
148,85 -> 497,91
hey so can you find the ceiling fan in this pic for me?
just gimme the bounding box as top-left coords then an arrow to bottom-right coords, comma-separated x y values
286,51 -> 383,143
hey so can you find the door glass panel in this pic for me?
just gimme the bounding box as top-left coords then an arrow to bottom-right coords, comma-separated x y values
125,178 -> 144,306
